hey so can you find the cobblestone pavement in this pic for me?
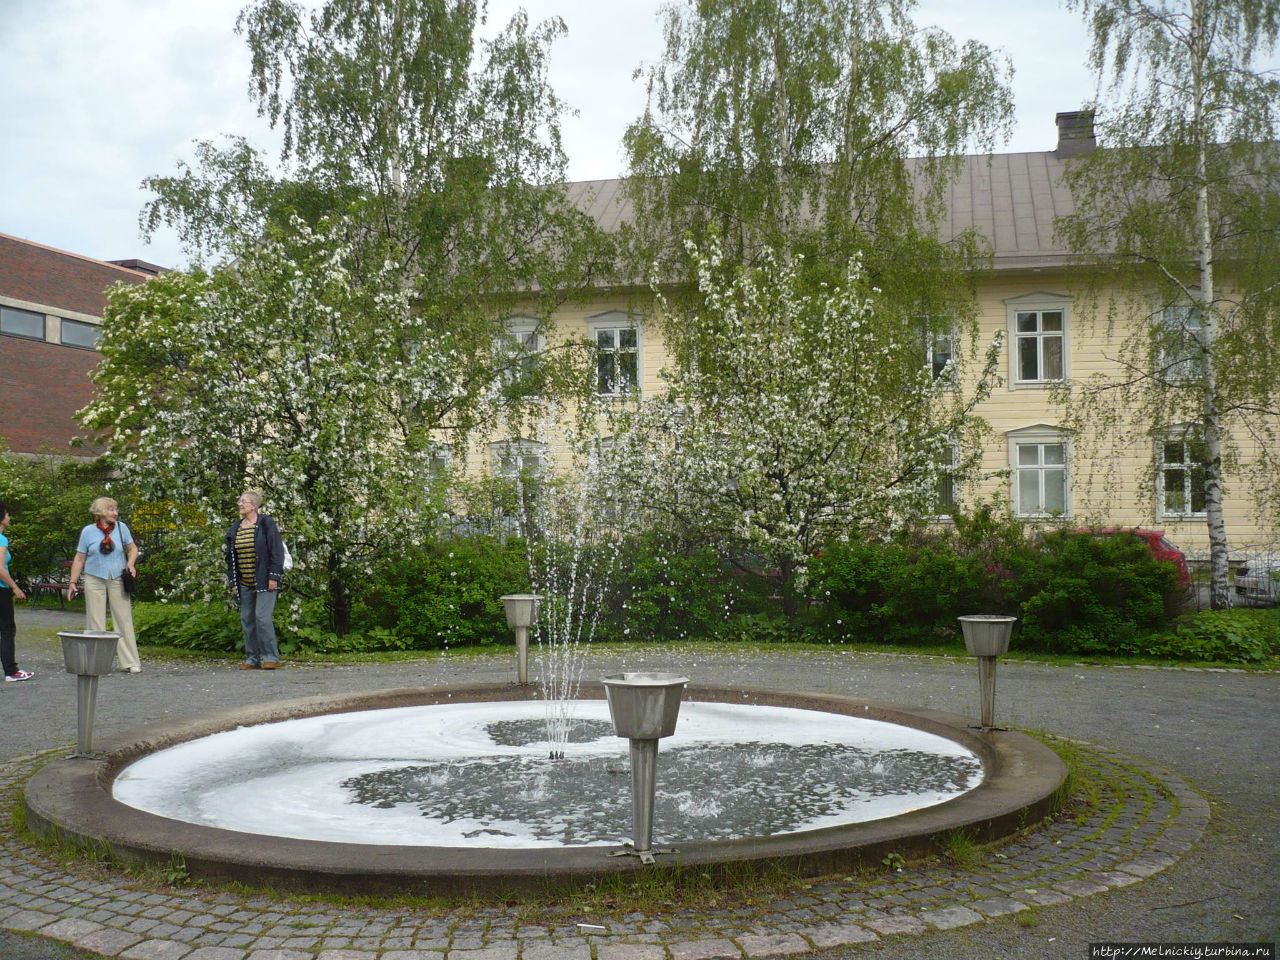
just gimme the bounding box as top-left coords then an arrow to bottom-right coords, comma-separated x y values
0,608 -> 1272,959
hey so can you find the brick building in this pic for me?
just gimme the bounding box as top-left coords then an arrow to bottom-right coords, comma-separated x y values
0,233 -> 159,456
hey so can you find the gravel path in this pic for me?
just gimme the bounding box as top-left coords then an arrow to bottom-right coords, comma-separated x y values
0,607 -> 1275,959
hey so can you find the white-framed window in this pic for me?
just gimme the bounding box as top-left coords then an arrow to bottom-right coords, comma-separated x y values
490,439 -> 546,479
1008,425 -> 1070,517
932,446 -> 959,518
60,318 -> 101,349
1,305 -> 45,340
1155,303 -> 1205,381
1006,293 -> 1070,385
1158,428 -> 1208,518
588,311 -> 640,397
497,316 -> 543,389
930,330 -> 955,380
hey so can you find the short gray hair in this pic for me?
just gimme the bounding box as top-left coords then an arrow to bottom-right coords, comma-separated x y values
240,490 -> 264,509
90,496 -> 118,518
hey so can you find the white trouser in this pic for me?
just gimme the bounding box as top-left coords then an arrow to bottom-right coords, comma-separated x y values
84,573 -> 141,671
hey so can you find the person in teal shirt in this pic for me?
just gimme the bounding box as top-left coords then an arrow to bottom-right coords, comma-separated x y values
0,501 -> 34,682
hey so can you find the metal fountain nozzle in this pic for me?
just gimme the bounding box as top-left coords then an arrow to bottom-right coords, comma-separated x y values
602,672 -> 689,863
500,594 -> 541,685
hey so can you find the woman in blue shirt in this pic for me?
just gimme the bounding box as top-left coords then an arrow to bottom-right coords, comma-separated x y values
67,496 -> 141,673
0,501 -> 34,682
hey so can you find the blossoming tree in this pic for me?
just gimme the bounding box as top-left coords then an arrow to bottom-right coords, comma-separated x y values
611,242 -> 1002,615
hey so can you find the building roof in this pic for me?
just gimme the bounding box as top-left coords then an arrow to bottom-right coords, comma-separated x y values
562,148 -> 1079,274
0,232 -> 153,317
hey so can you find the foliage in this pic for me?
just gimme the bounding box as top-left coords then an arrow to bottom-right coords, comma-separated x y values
144,0 -> 610,298
1130,608 -> 1280,663
134,602 -> 243,653
84,224 -> 464,634
595,529 -> 742,643
0,448 -> 115,583
611,242 -> 1002,615
1057,0 -> 1280,606
809,537 -> 991,644
1006,529 -> 1182,652
623,0 -> 1012,308
117,0 -> 610,632
356,535 -> 529,650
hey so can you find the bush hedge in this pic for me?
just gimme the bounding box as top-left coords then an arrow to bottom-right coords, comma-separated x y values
126,511 -> 1270,665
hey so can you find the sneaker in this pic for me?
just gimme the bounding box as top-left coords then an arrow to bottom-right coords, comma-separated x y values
5,670 -> 34,682
128,666 -> 142,674
262,661 -> 280,670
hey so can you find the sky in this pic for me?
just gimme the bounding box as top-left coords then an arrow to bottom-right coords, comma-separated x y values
0,0 -> 1101,270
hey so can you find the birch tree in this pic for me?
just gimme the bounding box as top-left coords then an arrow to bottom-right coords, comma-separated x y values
1057,0 -> 1280,607
142,0 -> 611,341
623,0 -> 1014,328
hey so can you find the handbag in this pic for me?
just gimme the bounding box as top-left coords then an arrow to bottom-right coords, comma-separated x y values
121,568 -> 136,595
282,540 -> 294,574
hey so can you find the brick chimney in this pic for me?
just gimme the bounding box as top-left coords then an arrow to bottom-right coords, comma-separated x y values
1055,110 -> 1096,157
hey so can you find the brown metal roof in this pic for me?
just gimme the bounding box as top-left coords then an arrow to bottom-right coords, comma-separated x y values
563,148 -> 1079,272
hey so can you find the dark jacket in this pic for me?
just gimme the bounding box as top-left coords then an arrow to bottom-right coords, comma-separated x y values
225,514 -> 285,592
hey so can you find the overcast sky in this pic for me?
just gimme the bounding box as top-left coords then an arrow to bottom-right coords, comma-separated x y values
0,0 -> 1100,270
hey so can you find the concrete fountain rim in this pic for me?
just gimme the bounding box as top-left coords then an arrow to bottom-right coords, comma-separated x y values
24,682 -> 1067,896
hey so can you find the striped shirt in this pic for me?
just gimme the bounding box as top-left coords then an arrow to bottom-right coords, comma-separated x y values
234,523 -> 257,587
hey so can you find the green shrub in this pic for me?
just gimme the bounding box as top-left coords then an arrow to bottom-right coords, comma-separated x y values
808,536 -> 990,644
356,535 -> 529,650
1008,530 -> 1181,653
1128,609 -> 1280,663
134,602 -> 242,653
598,531 -> 741,643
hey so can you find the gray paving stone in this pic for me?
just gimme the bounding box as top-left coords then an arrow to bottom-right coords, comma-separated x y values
667,937 -> 742,960
1118,854 -> 1176,877
1089,870 -> 1141,888
39,916 -> 103,940
1053,878 -> 1110,897
382,952 -> 446,960
862,916 -> 928,937
968,897 -> 1028,917
736,933 -> 810,957
248,950 -> 318,960
919,906 -> 983,930
450,947 -> 520,960
802,922 -> 878,947
314,951 -> 378,960
1021,886 -> 1071,906
77,926 -> 147,954
3,908 -> 58,931
186,947 -> 250,960
122,940 -> 197,960
596,944 -> 668,960
519,943 -> 591,960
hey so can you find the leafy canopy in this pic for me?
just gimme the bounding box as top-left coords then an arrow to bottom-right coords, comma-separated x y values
610,241 -> 1002,613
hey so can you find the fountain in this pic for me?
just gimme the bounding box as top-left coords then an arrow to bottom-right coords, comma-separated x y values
24,682 -> 1066,894
23,428 -> 1065,895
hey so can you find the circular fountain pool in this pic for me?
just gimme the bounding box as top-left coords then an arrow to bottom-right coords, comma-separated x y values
24,684 -> 1066,895
112,700 -> 984,847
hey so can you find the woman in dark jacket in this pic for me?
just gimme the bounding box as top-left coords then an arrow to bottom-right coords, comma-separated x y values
225,490 -> 285,669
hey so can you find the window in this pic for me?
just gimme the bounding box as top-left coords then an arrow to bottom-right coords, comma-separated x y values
1156,304 -> 1205,380
588,312 -> 640,397
1008,426 -> 1069,517
932,447 -> 959,517
490,440 -> 546,479
930,330 -> 954,380
1,306 -> 45,340
1158,431 -> 1208,517
60,318 -> 101,349
1006,293 -> 1070,385
498,317 -> 542,390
